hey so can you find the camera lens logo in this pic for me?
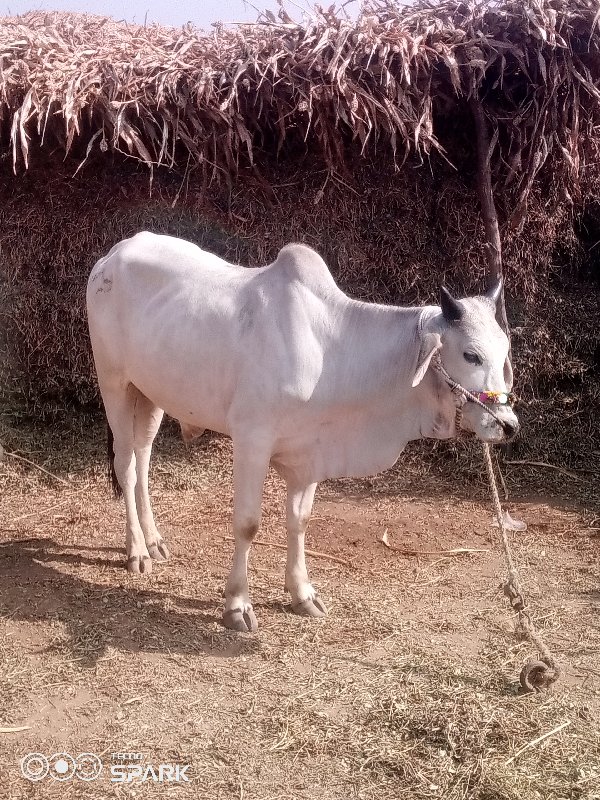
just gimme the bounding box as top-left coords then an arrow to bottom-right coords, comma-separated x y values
75,753 -> 103,781
21,752 -> 103,782
49,753 -> 76,781
20,753 -> 49,782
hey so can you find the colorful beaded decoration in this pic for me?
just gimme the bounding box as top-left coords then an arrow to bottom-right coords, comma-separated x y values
471,391 -> 513,405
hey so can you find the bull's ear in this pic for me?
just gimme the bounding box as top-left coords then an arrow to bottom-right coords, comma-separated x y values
440,286 -> 463,323
412,332 -> 442,387
503,356 -> 513,391
485,278 -> 503,309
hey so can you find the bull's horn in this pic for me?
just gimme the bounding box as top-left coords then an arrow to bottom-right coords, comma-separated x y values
440,286 -> 463,323
485,278 -> 503,307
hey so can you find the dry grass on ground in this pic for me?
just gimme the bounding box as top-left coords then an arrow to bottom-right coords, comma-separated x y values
0,416 -> 599,799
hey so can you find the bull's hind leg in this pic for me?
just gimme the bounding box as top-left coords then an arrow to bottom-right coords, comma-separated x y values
104,382 -> 152,574
133,395 -> 169,562
223,439 -> 271,633
285,481 -> 327,617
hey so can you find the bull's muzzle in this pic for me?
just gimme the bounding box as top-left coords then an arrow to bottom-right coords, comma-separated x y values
499,417 -> 519,441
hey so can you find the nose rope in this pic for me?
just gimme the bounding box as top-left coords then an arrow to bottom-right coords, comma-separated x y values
431,352 -> 560,691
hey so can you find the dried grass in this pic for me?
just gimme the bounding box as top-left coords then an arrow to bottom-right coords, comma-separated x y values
1,158 -> 597,473
0,417 -> 599,799
2,0 -> 600,213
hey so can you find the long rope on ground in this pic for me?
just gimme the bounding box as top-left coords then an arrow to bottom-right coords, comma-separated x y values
432,356 -> 560,691
483,442 -> 560,692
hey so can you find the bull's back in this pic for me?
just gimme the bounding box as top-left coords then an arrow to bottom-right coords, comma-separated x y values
87,234 -> 351,436
88,231 -> 239,304
87,233 -> 255,431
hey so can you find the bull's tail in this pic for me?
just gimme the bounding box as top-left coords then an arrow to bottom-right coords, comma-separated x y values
107,421 -> 123,499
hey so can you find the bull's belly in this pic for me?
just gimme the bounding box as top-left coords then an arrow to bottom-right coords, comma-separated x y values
124,366 -> 233,436
271,414 -> 411,484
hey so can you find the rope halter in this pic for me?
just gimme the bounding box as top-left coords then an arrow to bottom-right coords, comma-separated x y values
431,352 -> 516,438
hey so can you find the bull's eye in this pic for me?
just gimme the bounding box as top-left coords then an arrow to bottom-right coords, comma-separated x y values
464,351 -> 482,365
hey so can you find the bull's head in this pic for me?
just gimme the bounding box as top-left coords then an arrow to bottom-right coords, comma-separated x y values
413,281 -> 519,443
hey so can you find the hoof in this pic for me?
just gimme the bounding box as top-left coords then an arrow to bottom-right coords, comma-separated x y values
127,555 -> 153,575
292,595 -> 328,618
223,607 -> 258,633
148,540 -> 170,562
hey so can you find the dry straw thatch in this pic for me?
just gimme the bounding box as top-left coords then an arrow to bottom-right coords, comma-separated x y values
0,1 -> 599,192
2,0 -> 600,211
0,0 -> 599,470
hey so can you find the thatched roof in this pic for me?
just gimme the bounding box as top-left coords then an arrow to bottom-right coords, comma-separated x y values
2,0 -> 600,222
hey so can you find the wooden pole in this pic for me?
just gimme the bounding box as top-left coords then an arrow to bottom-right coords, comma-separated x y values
470,97 -> 513,458
469,97 -> 510,341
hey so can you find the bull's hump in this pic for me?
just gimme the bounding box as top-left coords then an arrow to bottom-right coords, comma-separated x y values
274,243 -> 340,295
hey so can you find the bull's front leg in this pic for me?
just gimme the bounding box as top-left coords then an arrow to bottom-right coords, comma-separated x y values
223,440 -> 270,633
285,481 -> 327,618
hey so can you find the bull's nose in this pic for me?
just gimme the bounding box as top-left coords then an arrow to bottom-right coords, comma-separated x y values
502,419 -> 520,440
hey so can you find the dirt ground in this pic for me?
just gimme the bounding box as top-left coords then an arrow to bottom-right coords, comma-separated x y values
0,419 -> 599,799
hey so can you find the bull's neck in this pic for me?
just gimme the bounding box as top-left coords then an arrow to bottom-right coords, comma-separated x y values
336,299 -> 424,399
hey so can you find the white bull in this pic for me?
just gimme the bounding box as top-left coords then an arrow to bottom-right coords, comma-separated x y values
86,232 -> 519,632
